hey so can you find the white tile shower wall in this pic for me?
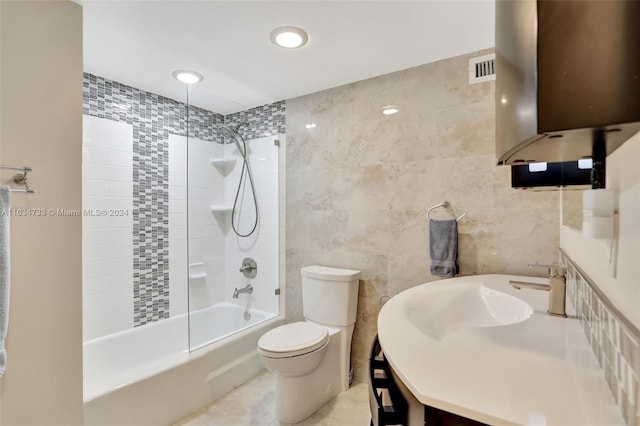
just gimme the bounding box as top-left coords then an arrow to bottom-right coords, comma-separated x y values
82,116 -> 134,341
224,135 -> 280,315
169,135 -> 226,313
83,73 -> 227,328
83,73 -> 285,336
168,134 -> 188,317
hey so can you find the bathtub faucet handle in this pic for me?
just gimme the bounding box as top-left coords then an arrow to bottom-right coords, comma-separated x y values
239,257 -> 257,278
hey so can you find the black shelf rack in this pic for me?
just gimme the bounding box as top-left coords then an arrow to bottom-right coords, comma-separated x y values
368,335 -> 408,426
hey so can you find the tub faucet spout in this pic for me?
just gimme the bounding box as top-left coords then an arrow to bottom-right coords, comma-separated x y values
233,284 -> 253,299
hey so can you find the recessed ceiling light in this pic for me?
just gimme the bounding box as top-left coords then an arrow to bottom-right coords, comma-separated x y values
270,26 -> 309,49
382,106 -> 399,115
172,70 -> 203,84
305,122 -> 317,129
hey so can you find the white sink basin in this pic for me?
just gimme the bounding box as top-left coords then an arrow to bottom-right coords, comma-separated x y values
406,282 -> 533,339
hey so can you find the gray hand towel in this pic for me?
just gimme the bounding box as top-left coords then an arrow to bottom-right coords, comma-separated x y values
429,218 -> 459,278
0,186 -> 10,375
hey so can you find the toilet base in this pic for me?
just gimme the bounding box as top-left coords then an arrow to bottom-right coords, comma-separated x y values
274,332 -> 344,423
275,369 -> 338,423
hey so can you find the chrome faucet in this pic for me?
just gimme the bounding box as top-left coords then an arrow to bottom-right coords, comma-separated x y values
233,284 -> 253,299
510,264 -> 567,317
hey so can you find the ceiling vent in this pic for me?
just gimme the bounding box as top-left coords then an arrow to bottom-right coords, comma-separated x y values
469,53 -> 495,84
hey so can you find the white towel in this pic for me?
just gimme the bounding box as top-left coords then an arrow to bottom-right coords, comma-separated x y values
0,186 -> 10,375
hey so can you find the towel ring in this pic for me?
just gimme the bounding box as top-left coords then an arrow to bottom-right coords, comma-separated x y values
427,201 -> 466,222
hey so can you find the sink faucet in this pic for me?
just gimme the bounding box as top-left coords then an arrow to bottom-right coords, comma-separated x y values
510,264 -> 567,317
233,284 -> 253,299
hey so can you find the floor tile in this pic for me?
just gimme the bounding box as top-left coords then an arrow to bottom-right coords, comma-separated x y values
173,371 -> 370,426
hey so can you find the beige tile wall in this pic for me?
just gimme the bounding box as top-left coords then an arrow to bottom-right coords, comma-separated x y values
285,49 -> 560,382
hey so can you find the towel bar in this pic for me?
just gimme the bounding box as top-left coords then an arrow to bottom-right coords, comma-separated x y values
0,165 -> 35,193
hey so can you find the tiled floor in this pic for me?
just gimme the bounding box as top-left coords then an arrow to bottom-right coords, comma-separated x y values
173,371 -> 371,426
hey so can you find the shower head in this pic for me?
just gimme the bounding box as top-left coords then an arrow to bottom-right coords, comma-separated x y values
218,122 -> 249,143
218,122 -> 249,157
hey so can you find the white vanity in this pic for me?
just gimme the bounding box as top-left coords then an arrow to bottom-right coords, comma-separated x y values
377,274 -> 623,426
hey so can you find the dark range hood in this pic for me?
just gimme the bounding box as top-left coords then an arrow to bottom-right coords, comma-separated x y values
495,0 -> 640,172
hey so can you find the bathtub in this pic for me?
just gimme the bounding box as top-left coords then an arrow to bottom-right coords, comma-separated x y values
83,302 -> 283,426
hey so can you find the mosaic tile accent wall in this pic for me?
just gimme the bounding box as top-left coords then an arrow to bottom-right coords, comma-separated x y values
561,251 -> 640,426
225,100 -> 286,140
83,73 -> 225,326
83,74 -> 285,327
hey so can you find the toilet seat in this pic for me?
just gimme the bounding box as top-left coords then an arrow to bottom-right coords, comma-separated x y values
258,322 -> 329,358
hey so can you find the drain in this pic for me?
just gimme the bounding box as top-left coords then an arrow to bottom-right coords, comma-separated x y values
244,310 -> 251,321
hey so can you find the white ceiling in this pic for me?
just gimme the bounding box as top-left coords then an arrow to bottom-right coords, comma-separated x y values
80,1 -> 495,115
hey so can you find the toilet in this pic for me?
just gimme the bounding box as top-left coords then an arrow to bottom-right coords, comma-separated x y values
257,265 -> 361,423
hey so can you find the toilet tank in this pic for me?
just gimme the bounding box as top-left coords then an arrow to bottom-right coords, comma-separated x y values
301,265 -> 361,327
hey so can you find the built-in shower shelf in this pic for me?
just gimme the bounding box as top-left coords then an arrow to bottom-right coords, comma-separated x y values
211,205 -> 233,214
210,158 -> 236,173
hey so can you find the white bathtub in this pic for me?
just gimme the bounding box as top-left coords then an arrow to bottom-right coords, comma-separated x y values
83,302 -> 282,425
189,302 -> 274,350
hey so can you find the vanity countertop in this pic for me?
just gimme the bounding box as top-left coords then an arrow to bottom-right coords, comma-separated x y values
377,274 -> 623,426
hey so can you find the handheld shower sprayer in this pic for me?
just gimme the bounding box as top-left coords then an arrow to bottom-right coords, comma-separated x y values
216,122 -> 258,237
218,121 -> 250,155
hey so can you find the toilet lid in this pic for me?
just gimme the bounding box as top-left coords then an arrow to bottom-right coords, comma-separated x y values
258,322 -> 329,358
